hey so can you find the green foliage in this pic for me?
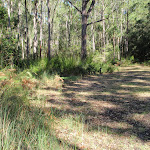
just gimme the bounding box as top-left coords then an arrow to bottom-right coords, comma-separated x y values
121,56 -> 135,66
17,54 -> 116,78
128,1 -> 150,62
0,2 -> 8,27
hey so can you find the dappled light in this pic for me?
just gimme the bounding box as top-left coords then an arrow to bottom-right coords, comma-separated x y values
31,65 -> 150,149
0,0 -> 150,149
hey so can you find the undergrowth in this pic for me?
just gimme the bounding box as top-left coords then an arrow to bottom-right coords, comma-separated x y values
16,54 -> 119,78
0,72 -> 69,150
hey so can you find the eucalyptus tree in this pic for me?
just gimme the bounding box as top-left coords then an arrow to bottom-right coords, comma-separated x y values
7,0 -> 11,31
25,0 -> 29,59
40,0 -> 43,58
66,0 -> 124,60
47,0 -> 51,60
67,0 -> 96,60
33,0 -> 38,59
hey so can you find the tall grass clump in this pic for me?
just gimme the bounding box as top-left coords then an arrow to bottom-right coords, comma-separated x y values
0,81 -> 63,149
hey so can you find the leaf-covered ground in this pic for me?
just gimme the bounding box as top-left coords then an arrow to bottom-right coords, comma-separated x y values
33,65 -> 150,150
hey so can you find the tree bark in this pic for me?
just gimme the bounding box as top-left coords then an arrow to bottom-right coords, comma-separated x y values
102,0 -> 106,61
47,0 -> 51,60
33,0 -> 38,59
17,2 -> 21,58
7,0 -> 11,31
68,0 -> 95,60
91,23 -> 95,53
21,34 -> 24,59
126,1 -> 129,54
25,0 -> 29,59
40,0 -> 43,58
81,5 -> 87,60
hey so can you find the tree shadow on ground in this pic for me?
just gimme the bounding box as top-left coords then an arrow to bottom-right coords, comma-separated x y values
45,66 -> 150,142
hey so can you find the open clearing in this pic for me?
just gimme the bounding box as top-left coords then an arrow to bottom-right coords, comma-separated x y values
33,65 -> 150,150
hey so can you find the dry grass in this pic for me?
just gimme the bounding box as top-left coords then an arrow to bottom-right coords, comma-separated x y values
31,65 -> 150,150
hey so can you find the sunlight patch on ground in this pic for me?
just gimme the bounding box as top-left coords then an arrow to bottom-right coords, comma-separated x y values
132,113 -> 150,127
90,100 -> 119,109
117,89 -> 131,94
37,89 -> 61,96
100,92 -> 112,95
77,91 -> 93,96
135,92 -> 150,98
105,121 -> 133,130
53,117 -> 150,150
121,84 -> 147,88
132,79 -> 149,84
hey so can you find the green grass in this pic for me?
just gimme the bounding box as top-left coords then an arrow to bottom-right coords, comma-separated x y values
0,106 -> 63,150
0,74 -> 72,150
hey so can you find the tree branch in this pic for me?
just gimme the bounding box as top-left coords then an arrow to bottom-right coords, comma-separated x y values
67,0 -> 82,14
87,0 -> 95,17
87,1 -> 124,26
87,18 -> 107,26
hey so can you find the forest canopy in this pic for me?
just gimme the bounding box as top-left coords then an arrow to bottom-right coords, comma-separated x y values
0,0 -> 149,73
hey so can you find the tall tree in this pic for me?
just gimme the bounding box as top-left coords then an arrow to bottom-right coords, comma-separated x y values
17,1 -> 21,57
7,0 -> 11,31
47,0 -> 51,60
67,0 -> 96,60
40,0 -> 43,58
33,0 -> 38,59
25,0 -> 29,59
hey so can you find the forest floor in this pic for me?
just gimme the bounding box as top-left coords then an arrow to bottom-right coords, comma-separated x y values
32,65 -> 150,150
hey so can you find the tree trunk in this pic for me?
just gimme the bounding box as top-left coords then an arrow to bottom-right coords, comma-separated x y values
91,23 -> 95,53
126,2 -> 129,55
66,15 -> 68,49
40,0 -> 43,58
120,8 -> 123,57
7,0 -> 11,31
17,2 -> 21,57
25,0 -> 29,59
33,0 -> 38,59
102,0 -> 106,61
81,1 -> 87,60
21,34 -> 24,59
113,35 -> 116,58
47,0 -> 51,60
117,37 -> 121,60
68,8 -> 71,48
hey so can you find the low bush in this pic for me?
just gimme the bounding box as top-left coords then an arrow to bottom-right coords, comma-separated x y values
14,54 -> 118,77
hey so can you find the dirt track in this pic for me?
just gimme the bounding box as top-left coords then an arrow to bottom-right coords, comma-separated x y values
37,65 -> 150,150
